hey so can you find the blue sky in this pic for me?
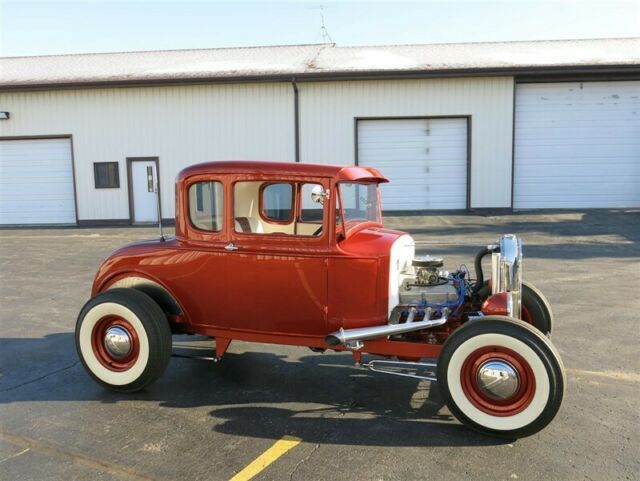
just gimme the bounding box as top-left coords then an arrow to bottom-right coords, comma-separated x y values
1,0 -> 638,57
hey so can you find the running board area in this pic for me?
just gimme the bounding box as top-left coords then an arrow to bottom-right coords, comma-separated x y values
363,359 -> 438,381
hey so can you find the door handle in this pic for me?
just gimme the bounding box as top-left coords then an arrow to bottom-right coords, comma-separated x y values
224,242 -> 239,251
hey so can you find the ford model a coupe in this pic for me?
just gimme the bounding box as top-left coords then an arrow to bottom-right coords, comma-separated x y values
76,161 -> 564,438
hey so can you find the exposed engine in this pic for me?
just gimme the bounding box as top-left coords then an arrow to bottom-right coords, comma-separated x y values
398,255 -> 462,307
329,233 -> 524,348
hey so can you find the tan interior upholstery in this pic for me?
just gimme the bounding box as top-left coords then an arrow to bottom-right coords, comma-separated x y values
234,217 -> 264,233
233,180 -> 322,236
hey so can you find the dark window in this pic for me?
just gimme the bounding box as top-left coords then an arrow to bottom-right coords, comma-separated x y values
94,162 -> 120,189
189,181 -> 223,232
262,183 -> 293,222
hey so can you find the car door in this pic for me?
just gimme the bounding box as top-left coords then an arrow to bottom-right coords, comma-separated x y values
224,177 -> 330,336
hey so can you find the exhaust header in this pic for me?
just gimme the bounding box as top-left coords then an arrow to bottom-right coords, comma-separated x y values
325,307 -> 448,347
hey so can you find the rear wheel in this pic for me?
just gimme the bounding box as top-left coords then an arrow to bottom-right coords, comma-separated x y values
437,316 -> 565,438
75,288 -> 172,392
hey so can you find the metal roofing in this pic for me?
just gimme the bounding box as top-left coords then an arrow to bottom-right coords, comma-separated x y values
1,38 -> 639,89
177,161 -> 388,183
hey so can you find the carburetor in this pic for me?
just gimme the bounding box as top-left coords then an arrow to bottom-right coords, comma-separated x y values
412,255 -> 444,285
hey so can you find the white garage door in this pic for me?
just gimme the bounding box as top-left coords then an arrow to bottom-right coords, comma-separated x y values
358,118 -> 468,210
0,138 -> 76,225
514,81 -> 640,209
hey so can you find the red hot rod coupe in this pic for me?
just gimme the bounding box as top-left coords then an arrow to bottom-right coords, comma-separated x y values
76,161 -> 564,438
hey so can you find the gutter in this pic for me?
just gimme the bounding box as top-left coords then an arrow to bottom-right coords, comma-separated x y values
292,79 -> 300,163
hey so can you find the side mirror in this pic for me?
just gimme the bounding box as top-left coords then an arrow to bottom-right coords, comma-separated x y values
311,185 -> 328,204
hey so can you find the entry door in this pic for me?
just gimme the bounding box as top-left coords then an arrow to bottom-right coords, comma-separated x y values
358,118 -> 468,210
130,160 -> 159,223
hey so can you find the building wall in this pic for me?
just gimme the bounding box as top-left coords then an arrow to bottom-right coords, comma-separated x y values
298,77 -> 515,208
0,83 -> 296,221
0,76 -> 515,221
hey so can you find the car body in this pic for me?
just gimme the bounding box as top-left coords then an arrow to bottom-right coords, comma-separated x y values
77,161 -> 565,438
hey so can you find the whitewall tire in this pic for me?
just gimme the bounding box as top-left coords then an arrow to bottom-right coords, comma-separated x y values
437,316 -> 565,438
76,288 -> 172,392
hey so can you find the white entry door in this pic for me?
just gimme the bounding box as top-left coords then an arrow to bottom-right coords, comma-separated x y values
130,160 -> 159,223
358,118 -> 468,210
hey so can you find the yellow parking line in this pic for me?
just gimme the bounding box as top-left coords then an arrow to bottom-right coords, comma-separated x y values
229,435 -> 302,481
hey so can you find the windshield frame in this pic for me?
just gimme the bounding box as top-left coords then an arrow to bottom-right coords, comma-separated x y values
336,181 -> 383,238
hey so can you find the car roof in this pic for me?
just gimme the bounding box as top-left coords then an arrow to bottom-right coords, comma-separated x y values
177,161 -> 388,183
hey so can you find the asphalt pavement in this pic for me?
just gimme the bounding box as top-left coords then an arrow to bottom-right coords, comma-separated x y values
1,210 -> 638,481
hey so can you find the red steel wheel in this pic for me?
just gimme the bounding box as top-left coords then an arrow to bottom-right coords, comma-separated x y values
90,316 -> 140,372
437,316 -> 565,438
459,346 -> 535,417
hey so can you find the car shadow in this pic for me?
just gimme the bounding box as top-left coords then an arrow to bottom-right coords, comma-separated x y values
0,334 -> 507,448
398,210 -> 640,259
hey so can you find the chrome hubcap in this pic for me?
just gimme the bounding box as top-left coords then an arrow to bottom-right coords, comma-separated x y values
103,326 -> 132,359
476,359 -> 520,400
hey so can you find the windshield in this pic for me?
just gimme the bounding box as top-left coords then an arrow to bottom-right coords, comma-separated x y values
338,182 -> 382,228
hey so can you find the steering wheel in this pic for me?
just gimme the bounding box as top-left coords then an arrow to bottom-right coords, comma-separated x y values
312,226 -> 323,236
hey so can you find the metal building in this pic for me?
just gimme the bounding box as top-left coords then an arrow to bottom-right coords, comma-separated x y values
0,38 -> 638,226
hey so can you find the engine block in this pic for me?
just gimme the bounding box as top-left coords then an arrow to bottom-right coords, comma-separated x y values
399,281 -> 459,306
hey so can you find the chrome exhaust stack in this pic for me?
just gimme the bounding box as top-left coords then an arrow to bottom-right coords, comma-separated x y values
325,307 -> 448,347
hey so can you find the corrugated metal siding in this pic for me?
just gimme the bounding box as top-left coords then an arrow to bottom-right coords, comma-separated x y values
298,78 -> 514,208
0,83 -> 295,221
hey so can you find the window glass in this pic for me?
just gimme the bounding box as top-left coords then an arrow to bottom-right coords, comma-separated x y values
262,183 -> 293,222
299,183 -> 324,222
94,162 -> 120,189
189,181 -> 223,232
339,182 -> 381,225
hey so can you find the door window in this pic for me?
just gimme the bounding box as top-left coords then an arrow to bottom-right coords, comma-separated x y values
234,181 -> 325,236
299,183 -> 325,222
188,181 -> 223,232
262,183 -> 293,222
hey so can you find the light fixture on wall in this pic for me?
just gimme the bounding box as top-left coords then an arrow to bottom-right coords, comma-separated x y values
0,112 -> 9,120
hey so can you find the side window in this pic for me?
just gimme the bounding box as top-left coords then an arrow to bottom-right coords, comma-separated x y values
188,181 -> 223,232
299,183 -> 324,222
262,183 -> 293,222
94,162 -> 120,189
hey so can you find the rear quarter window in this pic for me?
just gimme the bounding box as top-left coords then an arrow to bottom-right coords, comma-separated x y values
188,181 -> 223,232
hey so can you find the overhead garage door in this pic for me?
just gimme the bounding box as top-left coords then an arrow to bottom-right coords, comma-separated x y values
358,118 -> 468,210
0,138 -> 76,225
514,81 -> 640,209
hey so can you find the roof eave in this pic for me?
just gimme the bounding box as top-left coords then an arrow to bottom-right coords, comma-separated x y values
2,64 -> 639,91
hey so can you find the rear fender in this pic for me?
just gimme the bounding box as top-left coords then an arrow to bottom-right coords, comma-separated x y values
101,275 -> 184,318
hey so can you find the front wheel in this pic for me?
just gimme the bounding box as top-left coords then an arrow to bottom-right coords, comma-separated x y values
437,316 -> 565,438
75,288 -> 172,392
521,281 -> 554,335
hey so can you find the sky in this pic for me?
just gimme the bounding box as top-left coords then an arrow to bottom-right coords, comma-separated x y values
1,0 -> 639,57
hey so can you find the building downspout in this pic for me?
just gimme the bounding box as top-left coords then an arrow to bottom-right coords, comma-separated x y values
292,79 -> 300,163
